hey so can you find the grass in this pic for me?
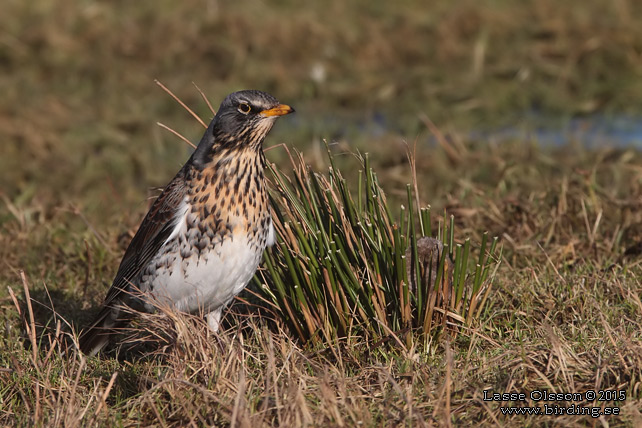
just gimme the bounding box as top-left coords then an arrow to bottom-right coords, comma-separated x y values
258,145 -> 500,345
2,0 -> 642,426
2,122 -> 642,425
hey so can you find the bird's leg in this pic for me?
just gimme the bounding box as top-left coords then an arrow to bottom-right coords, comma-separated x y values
206,308 -> 228,353
206,308 -> 223,332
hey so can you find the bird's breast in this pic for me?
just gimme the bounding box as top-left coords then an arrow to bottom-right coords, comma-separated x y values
137,155 -> 273,314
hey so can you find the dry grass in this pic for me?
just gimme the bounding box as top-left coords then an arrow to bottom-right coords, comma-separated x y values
2,136 -> 642,426
2,0 -> 642,426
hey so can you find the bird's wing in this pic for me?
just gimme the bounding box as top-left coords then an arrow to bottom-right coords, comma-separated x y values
102,168 -> 189,307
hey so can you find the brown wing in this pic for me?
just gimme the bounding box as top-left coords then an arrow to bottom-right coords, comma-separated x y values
102,167 -> 189,307
79,167 -> 190,355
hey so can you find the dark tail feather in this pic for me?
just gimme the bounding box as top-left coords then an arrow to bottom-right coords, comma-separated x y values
78,305 -> 132,356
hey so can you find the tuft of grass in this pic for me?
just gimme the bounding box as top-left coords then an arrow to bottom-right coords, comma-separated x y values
255,144 -> 501,346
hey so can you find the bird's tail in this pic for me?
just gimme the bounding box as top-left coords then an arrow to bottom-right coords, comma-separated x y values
78,305 -> 132,357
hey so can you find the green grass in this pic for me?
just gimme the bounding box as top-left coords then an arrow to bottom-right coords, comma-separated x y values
2,0 -> 642,426
258,145 -> 500,346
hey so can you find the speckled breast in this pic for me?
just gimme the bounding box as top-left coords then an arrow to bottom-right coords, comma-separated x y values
136,149 -> 273,315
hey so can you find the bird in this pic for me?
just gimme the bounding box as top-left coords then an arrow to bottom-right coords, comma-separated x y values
78,90 -> 294,356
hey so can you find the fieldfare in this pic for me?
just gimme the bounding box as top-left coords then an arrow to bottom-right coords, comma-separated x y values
79,90 -> 294,356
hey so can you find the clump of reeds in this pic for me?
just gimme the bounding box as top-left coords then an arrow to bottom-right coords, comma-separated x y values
255,144 -> 501,346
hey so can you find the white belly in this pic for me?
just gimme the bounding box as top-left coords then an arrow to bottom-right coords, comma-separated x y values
135,193 -> 274,316
139,232 -> 263,315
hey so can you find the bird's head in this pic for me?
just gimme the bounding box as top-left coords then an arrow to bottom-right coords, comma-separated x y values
208,90 -> 294,151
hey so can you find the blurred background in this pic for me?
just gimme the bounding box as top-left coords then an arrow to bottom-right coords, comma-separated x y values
1,0 -> 641,238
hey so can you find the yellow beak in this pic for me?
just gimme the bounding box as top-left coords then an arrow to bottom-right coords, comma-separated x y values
260,104 -> 295,117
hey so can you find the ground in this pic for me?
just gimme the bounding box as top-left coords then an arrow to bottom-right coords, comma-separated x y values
1,1 -> 642,426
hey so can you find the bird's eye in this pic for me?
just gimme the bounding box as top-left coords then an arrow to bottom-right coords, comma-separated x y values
238,102 -> 251,114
